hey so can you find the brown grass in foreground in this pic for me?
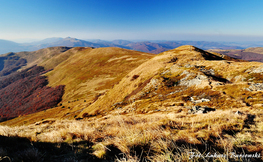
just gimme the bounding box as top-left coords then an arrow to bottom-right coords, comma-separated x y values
1,107 -> 263,161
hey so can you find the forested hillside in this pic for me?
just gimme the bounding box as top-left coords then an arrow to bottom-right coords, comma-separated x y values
0,66 -> 64,121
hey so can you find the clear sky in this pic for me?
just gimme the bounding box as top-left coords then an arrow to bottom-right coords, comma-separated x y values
1,0 -> 263,42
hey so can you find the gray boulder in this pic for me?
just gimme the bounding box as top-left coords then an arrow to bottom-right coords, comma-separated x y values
188,106 -> 216,114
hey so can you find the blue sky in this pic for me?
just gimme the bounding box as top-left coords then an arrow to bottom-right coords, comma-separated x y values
0,0 -> 263,42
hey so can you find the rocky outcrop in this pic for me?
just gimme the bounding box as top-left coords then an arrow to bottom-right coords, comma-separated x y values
198,66 -> 215,76
132,78 -> 161,99
246,83 -> 263,91
190,97 -> 210,104
245,65 -> 263,73
188,106 -> 216,114
179,74 -> 209,88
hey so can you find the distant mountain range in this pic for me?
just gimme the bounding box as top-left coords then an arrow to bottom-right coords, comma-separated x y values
209,47 -> 263,62
0,39 -> 25,54
0,37 -> 248,55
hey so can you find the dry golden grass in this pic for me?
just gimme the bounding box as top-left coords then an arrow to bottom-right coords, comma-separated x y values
15,46 -> 72,69
1,106 -> 263,161
1,47 -> 153,126
77,46 -> 207,116
45,47 -> 153,103
77,45 -> 257,117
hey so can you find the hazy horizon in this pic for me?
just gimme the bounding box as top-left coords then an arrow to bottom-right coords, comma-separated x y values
6,36 -> 263,44
1,0 -> 263,42
9,37 -> 263,44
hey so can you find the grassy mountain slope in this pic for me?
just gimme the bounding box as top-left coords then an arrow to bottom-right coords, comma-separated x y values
15,46 -> 72,69
1,47 -> 154,126
45,47 -> 154,103
77,45 -> 244,117
244,47 -> 263,54
2,46 -> 263,161
0,46 -> 72,74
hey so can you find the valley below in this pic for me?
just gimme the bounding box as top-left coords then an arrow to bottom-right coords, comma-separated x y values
1,45 -> 263,161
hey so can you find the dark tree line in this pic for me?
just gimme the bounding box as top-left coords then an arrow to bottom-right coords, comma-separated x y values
0,65 -> 64,122
0,65 -> 51,90
0,53 -> 27,77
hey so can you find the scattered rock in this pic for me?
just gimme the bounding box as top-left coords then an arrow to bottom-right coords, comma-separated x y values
169,64 -> 181,73
184,64 -> 194,68
161,70 -> 170,75
235,111 -> 243,115
245,88 -> 252,92
168,57 -> 178,63
145,78 -> 160,91
232,75 -> 245,82
247,96 -> 253,99
190,97 -> 210,104
200,68 -> 215,76
112,102 -> 123,107
246,83 -> 263,91
167,90 -> 183,96
188,106 -> 216,114
179,74 -> 208,87
247,67 -> 263,73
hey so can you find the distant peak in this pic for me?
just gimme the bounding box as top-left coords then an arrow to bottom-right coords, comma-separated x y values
63,37 -> 81,42
64,37 -> 77,40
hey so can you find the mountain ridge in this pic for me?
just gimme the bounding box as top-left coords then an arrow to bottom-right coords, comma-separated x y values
0,37 -> 246,55
210,47 -> 263,62
77,45 -> 244,117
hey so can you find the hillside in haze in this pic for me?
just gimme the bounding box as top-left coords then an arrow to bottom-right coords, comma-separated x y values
0,40 -> 27,54
28,37 -> 64,45
177,41 -> 243,50
1,45 -> 263,161
210,47 -> 263,62
0,37 -> 248,55
36,37 -> 104,49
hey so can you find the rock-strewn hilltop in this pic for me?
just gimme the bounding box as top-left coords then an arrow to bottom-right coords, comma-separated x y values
78,45 -> 258,117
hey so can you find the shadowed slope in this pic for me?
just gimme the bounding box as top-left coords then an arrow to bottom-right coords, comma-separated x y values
0,66 -> 64,122
0,46 -> 72,77
0,53 -> 27,77
15,46 -> 72,69
1,47 -> 153,125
